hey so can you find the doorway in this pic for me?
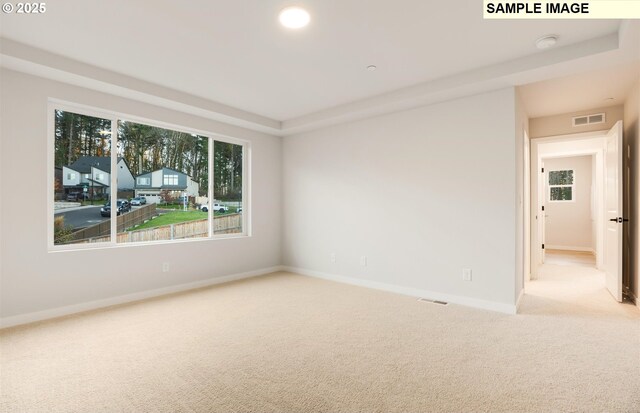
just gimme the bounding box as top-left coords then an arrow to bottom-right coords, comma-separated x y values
543,154 -> 596,266
526,124 -> 625,308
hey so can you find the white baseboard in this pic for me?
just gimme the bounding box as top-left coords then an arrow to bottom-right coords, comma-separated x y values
0,265 -> 285,329
282,266 -> 517,315
545,245 -> 594,253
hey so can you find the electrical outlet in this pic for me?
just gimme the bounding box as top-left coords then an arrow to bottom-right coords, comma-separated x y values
360,256 -> 367,267
330,253 -> 336,263
162,262 -> 170,273
462,268 -> 472,281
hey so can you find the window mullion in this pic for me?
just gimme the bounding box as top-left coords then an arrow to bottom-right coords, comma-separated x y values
243,143 -> 249,236
110,118 -> 118,245
209,137 -> 214,237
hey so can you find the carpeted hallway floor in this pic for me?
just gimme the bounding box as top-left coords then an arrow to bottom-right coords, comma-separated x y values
1,269 -> 639,413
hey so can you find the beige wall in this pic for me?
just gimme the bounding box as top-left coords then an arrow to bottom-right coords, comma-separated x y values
283,88 -> 518,311
623,77 -> 640,304
544,156 -> 594,251
530,105 -> 623,138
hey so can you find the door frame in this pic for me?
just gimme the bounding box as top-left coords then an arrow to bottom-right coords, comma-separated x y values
529,131 -> 606,279
523,130 -> 531,282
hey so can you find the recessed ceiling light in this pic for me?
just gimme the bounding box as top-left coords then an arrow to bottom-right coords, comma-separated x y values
367,65 -> 377,72
536,35 -> 558,49
279,7 -> 310,29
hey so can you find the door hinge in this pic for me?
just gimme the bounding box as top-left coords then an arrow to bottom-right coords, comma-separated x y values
542,244 -> 545,250
542,205 -> 545,211
541,167 -> 544,173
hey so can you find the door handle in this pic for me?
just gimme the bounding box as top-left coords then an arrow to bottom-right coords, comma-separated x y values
609,217 -> 628,223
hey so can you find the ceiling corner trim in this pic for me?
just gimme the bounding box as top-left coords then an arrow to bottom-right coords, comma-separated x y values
0,37 -> 283,135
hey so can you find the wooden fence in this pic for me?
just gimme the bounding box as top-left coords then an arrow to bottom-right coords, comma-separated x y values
69,213 -> 242,244
214,213 -> 242,234
70,203 -> 157,241
116,204 -> 158,233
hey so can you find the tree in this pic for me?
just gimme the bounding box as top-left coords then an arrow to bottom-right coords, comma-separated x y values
56,112 -> 229,202
54,110 -> 111,168
213,141 -> 242,201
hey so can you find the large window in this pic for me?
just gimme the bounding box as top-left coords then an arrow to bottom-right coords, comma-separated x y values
51,105 -> 247,249
548,169 -> 574,202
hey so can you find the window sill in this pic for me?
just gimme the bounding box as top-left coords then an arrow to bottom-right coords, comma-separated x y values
48,233 -> 251,253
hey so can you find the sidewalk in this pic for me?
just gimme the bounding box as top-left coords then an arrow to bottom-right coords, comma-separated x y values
54,205 -> 101,214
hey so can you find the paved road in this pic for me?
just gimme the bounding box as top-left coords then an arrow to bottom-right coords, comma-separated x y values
55,206 -> 107,230
55,205 -> 145,230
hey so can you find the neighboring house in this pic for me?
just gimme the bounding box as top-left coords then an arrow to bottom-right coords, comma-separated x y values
62,156 -> 135,197
134,167 -> 200,204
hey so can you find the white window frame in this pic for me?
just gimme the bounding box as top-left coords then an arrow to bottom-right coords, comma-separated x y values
571,112 -> 605,127
163,174 -> 178,186
137,177 -> 150,185
48,99 -> 251,252
548,169 -> 575,203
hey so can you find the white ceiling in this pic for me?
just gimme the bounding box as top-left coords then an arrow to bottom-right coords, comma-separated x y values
0,0 -> 625,125
519,63 -> 640,118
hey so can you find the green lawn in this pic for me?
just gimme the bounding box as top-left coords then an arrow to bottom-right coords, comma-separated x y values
129,210 -> 207,231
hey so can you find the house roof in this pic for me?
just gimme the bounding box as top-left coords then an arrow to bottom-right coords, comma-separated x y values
135,167 -> 189,179
67,156 -> 125,174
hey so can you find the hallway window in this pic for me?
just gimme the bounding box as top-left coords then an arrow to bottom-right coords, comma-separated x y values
549,169 -> 574,201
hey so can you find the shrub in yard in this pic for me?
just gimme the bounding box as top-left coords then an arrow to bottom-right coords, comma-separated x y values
54,216 -> 73,244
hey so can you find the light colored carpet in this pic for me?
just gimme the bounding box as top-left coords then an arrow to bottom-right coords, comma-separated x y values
1,269 -> 639,413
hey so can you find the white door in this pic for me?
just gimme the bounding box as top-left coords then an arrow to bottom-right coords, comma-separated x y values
604,121 -> 623,302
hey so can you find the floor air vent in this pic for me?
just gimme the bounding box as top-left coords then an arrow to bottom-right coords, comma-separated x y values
417,297 -> 448,305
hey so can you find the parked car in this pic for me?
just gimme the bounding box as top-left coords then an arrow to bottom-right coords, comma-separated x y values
199,203 -> 227,213
66,192 -> 84,201
237,207 -> 243,213
101,199 -> 131,217
130,196 -> 147,206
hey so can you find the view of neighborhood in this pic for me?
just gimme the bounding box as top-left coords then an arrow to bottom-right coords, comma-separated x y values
53,110 -> 244,246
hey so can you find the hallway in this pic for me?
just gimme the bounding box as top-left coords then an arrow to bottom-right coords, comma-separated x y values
522,250 -> 638,318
